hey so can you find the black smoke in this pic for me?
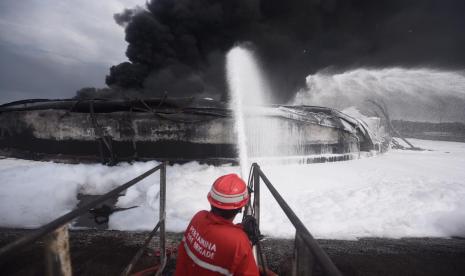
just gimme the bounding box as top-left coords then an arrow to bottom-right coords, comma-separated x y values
103,0 -> 465,102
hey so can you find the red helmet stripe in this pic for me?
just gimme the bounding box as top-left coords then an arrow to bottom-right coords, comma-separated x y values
209,187 -> 248,204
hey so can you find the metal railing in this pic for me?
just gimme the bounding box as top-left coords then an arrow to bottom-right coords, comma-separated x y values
0,162 -> 167,276
248,163 -> 342,276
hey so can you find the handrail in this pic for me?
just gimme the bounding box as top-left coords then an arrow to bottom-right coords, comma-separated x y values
0,163 -> 164,262
251,163 -> 342,276
121,162 -> 167,276
121,221 -> 161,276
156,160 -> 167,276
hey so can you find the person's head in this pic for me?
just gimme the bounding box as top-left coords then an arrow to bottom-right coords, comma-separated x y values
210,205 -> 242,220
207,174 -> 249,220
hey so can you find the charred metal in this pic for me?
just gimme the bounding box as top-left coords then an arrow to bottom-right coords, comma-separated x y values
0,98 -> 384,164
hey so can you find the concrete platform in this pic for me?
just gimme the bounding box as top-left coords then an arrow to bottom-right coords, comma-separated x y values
1,229 -> 465,275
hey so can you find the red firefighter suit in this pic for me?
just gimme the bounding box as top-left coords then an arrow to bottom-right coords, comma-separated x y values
174,210 -> 259,276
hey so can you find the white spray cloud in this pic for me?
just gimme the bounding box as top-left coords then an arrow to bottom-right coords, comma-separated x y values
293,68 -> 465,122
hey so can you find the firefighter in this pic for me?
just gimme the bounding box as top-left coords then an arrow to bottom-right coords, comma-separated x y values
174,173 -> 260,276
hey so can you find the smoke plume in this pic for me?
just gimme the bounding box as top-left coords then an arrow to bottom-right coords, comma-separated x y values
104,0 -> 465,103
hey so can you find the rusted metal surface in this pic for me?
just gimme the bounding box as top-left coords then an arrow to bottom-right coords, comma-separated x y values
44,225 -> 72,276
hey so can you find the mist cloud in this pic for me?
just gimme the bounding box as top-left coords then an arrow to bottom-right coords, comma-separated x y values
293,68 -> 465,122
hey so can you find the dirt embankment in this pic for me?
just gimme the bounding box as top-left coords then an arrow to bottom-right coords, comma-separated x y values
1,229 -> 465,275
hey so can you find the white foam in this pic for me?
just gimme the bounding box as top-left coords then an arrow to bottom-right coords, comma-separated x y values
1,139 -> 465,239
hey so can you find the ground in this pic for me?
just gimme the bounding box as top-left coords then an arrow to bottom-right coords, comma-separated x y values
1,229 -> 465,275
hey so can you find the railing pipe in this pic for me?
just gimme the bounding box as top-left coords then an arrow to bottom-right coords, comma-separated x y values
292,232 -> 315,276
253,163 -> 342,276
121,221 -> 161,276
0,163 -> 164,261
155,162 -> 167,276
253,167 -> 260,225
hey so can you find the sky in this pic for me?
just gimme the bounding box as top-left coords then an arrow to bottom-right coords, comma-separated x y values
0,0 -> 144,103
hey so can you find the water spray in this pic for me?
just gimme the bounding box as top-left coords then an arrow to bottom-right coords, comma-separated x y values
226,46 -> 269,177
293,68 -> 465,123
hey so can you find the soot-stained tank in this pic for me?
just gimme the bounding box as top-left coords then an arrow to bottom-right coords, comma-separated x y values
0,98 -> 385,164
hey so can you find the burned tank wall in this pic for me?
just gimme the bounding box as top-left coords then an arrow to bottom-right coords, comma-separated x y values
0,110 -> 235,143
0,107 -> 366,163
0,110 -> 237,162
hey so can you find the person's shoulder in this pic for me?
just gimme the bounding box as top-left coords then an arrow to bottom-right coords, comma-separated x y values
197,210 -> 209,215
235,228 -> 252,245
192,210 -> 209,219
230,227 -> 253,254
218,224 -> 251,245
